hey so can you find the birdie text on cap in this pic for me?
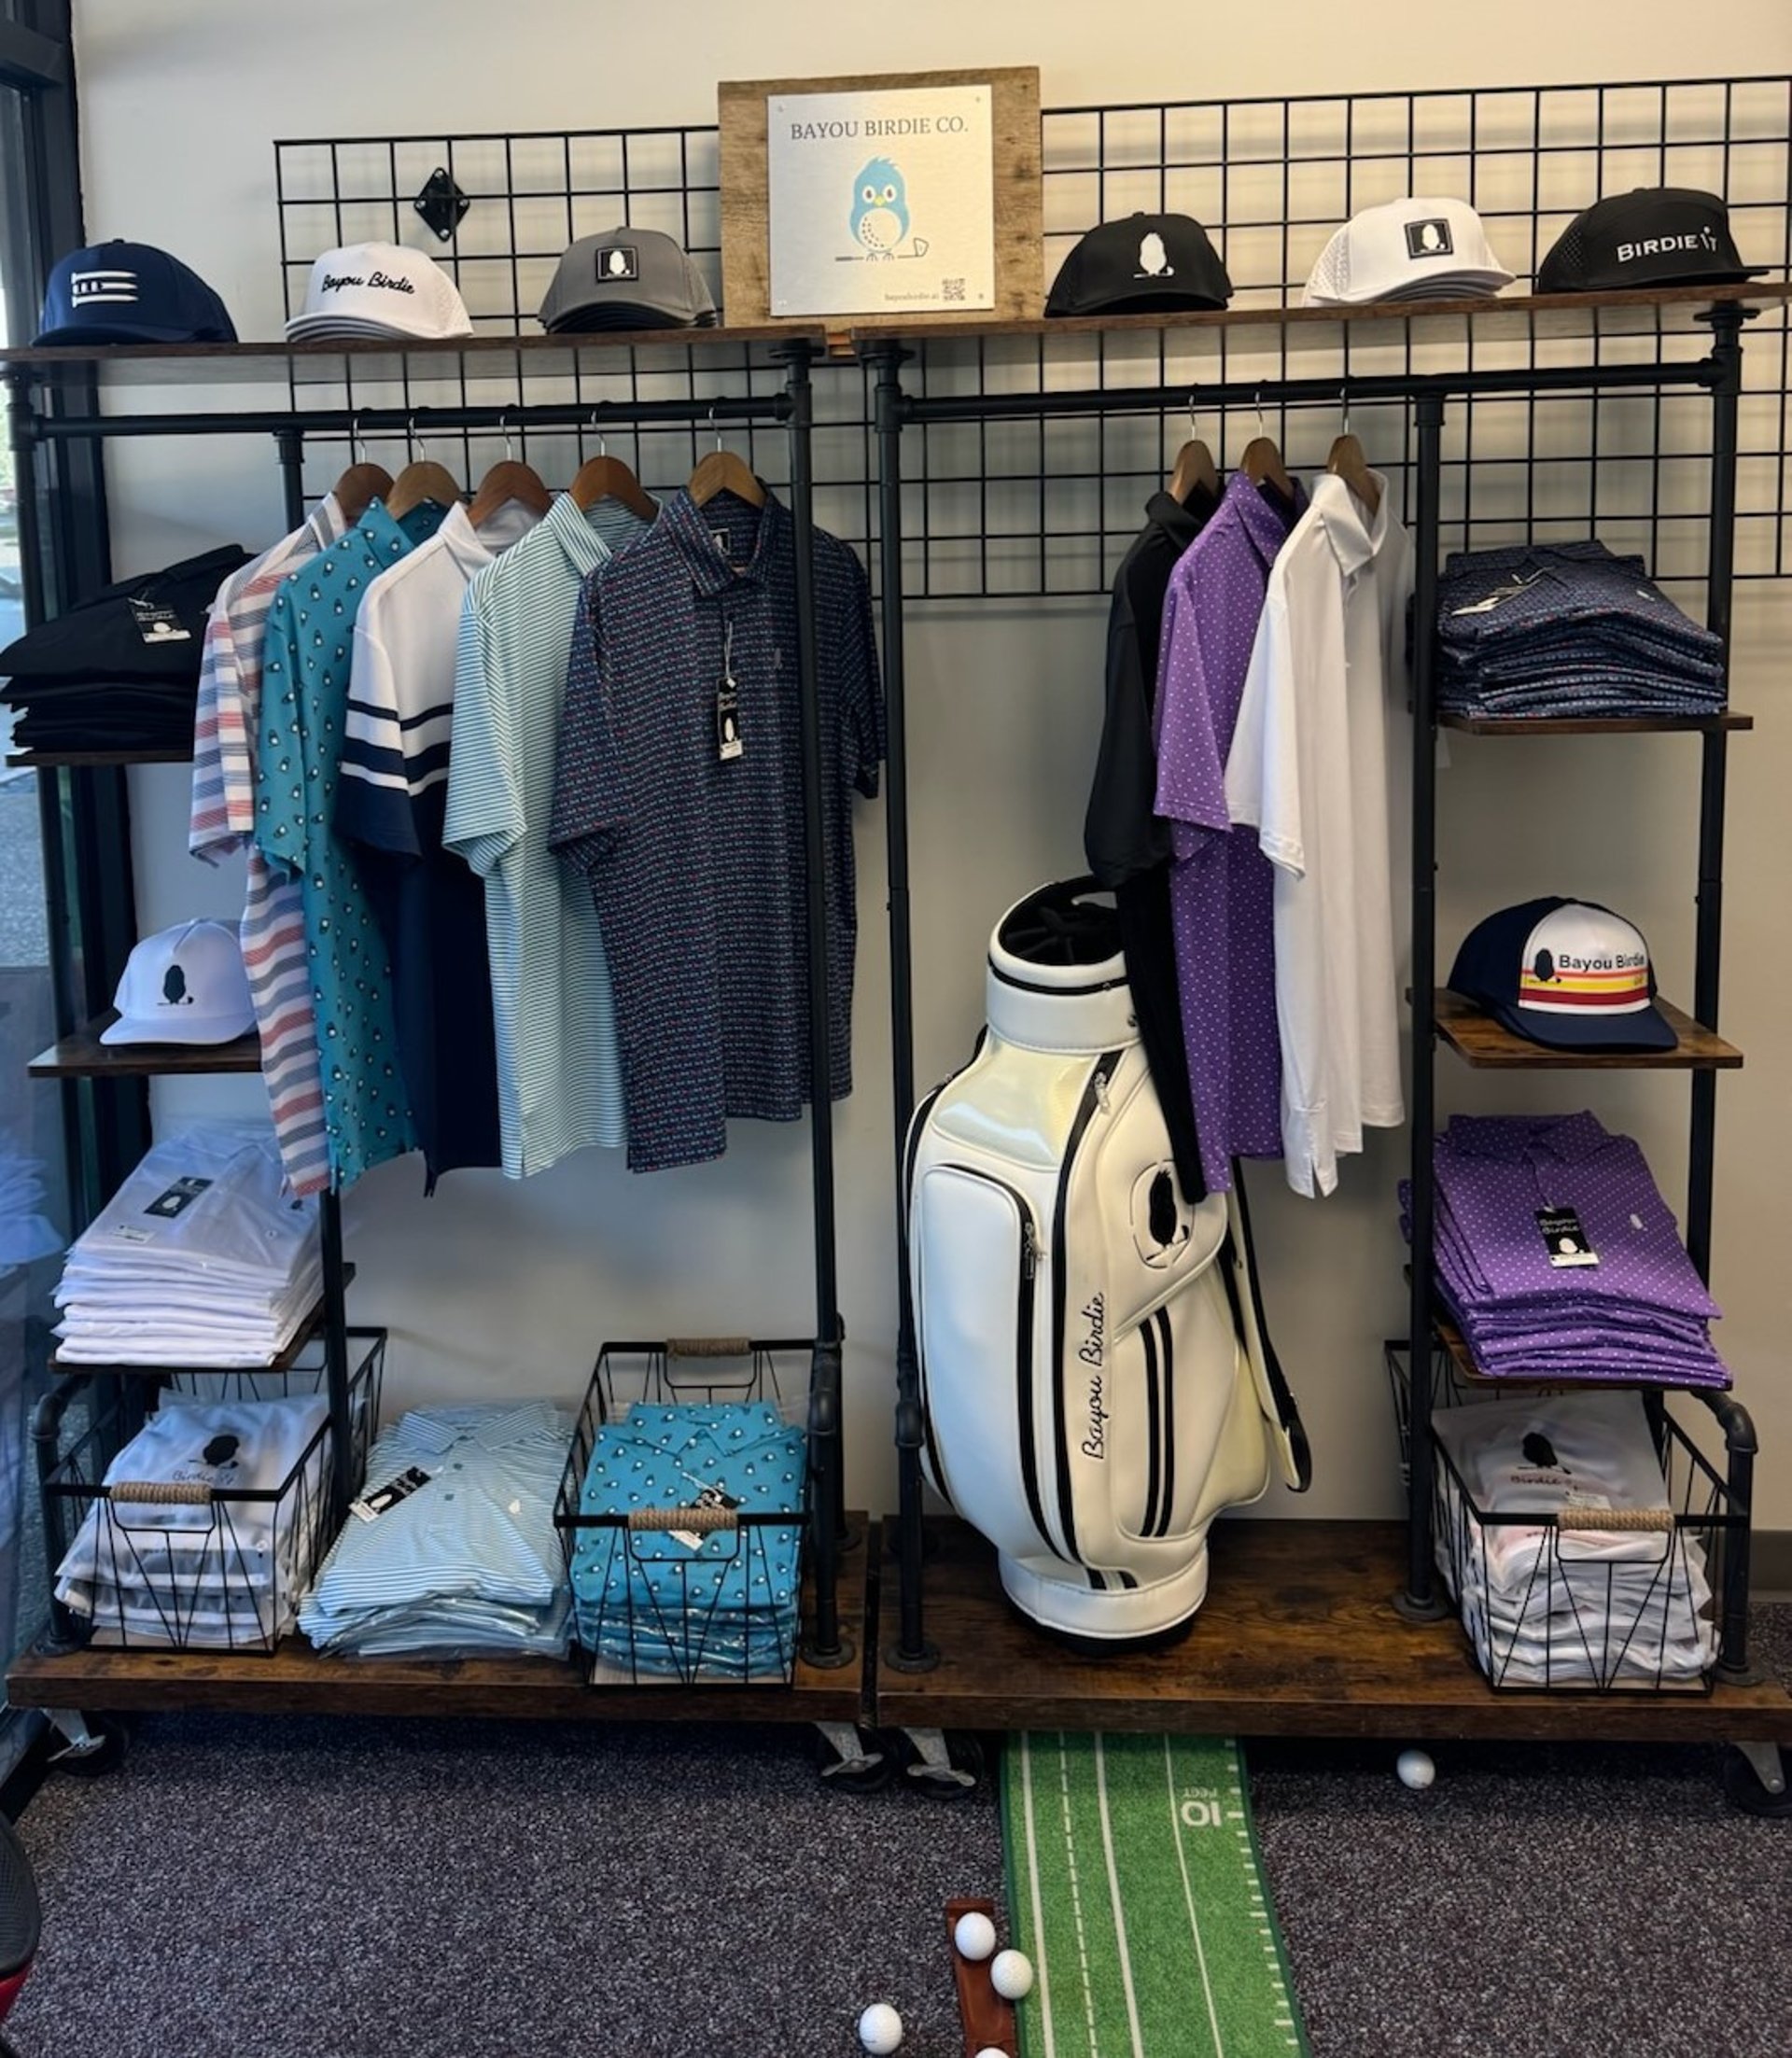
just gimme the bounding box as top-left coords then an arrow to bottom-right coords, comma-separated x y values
318,267 -> 416,296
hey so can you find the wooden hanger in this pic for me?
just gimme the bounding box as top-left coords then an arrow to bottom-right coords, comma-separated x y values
329,461 -> 393,526
1240,388 -> 1294,500
1326,394 -> 1381,516
384,418 -> 463,520
1169,396 -> 1220,505
385,458 -> 463,520
467,427 -> 553,529
687,411 -> 765,509
568,422 -> 656,521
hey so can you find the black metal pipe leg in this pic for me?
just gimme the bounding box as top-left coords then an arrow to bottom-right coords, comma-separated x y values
869,346 -> 939,1673
319,1190 -> 354,1528
1397,391 -> 1450,1626
780,340 -> 852,1665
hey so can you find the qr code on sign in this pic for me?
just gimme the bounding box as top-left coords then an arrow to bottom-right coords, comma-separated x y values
943,277 -> 965,302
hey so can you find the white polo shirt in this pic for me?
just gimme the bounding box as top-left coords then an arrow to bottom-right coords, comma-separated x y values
1224,470 -> 1410,1197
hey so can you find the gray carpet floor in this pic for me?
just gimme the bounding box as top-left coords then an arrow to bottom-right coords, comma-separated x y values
7,1610 -> 1792,2058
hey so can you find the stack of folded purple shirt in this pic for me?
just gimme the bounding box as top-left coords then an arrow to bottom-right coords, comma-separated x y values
1399,1110 -> 1729,1390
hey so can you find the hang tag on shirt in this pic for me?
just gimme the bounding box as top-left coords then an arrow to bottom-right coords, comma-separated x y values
129,597 -> 192,645
671,1482 -> 741,1552
350,1466 -> 431,1522
1536,1206 -> 1599,1267
144,1175 -> 212,1221
717,676 -> 743,762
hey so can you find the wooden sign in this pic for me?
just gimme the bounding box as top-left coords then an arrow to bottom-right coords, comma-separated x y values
719,68 -> 1042,334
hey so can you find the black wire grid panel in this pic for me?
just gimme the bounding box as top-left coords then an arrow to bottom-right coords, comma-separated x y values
274,76 -> 1791,598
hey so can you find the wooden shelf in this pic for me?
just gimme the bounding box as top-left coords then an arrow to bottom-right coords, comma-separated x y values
0,286 -> 1782,385
851,280 -> 1790,346
30,1013 -> 262,1078
0,325 -> 831,387
1438,711 -> 1752,736
1433,989 -> 1741,1070
49,1265 -> 357,1379
873,1517 -> 1792,1743
7,1514 -> 872,1726
7,747 -> 193,768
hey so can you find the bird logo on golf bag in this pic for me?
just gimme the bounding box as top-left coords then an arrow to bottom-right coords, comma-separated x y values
850,159 -> 909,258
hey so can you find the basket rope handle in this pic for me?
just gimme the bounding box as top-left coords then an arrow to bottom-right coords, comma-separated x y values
665,1336 -> 754,1359
626,1505 -> 737,1534
106,1479 -> 214,1505
1556,1503 -> 1674,1533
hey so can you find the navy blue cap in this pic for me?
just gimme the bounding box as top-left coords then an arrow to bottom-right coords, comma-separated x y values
1449,896 -> 1678,1052
35,241 -> 236,346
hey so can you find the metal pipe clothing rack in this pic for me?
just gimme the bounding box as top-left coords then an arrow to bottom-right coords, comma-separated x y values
4,342 -> 855,1668
868,301 -> 1766,1687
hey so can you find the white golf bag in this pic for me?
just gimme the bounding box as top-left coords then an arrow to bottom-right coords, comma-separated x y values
907,879 -> 1309,1641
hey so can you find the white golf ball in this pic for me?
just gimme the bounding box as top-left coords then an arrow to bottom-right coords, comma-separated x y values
991,1949 -> 1035,2000
974,2050 -> 1010,2058
954,1911 -> 998,1961
857,2001 -> 904,2054
1396,1748 -> 1435,1790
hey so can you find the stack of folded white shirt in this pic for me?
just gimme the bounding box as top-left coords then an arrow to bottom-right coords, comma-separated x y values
300,1401 -> 573,1660
54,1124 -> 321,1365
1434,1390 -> 1715,1688
55,1390 -> 331,1648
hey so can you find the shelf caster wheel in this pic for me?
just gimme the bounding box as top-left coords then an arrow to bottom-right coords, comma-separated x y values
1723,1743 -> 1792,1818
896,1727 -> 986,1797
48,1709 -> 129,1779
814,1722 -> 897,1795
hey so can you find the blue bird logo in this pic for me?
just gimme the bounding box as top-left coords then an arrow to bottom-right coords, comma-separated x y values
850,157 -> 910,259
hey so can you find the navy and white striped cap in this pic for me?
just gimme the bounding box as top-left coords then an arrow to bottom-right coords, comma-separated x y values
35,239 -> 236,345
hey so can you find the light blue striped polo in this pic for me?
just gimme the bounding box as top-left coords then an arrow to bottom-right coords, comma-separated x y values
443,492 -> 651,1177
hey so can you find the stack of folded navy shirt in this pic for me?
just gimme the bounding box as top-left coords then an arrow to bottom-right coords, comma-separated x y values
1435,541 -> 1725,720
0,544 -> 248,755
1400,1111 -> 1729,1389
567,1400 -> 807,1685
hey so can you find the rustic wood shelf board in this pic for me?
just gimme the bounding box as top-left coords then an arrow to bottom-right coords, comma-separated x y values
1434,989 -> 1741,1070
8,1515 -> 871,1724
873,1518 -> 1792,1742
1438,711 -> 1753,735
31,1014 -> 263,1078
7,748 -> 193,767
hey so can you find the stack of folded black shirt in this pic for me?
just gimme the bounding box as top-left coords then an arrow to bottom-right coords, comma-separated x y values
1435,540 -> 1725,720
0,544 -> 249,756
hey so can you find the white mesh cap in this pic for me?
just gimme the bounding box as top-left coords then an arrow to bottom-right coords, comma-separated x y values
1303,197 -> 1514,307
287,242 -> 474,343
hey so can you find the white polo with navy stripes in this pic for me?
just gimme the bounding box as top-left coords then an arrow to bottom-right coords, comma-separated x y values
443,491 -> 650,1177
336,498 -> 539,1185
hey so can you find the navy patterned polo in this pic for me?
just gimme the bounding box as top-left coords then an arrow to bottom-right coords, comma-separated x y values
550,488 -> 884,1174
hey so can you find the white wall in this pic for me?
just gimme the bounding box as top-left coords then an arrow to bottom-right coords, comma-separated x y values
68,1 -> 1792,1526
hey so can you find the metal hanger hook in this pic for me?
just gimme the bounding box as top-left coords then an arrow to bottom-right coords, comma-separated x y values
349,413 -> 364,468
1186,389 -> 1201,442
1339,385 -> 1351,438
709,402 -> 722,454
587,407 -> 608,458
500,410 -> 515,464
1254,387 -> 1267,441
406,413 -> 422,465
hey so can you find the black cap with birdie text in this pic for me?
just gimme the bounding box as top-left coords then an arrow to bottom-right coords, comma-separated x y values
539,229 -> 719,332
1537,189 -> 1768,293
1046,214 -> 1233,318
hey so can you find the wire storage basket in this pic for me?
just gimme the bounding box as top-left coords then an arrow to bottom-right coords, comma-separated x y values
39,1332 -> 385,1654
1386,1343 -> 1741,1692
553,1337 -> 812,1689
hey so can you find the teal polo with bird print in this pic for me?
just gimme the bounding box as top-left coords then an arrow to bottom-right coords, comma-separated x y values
257,497 -> 444,1188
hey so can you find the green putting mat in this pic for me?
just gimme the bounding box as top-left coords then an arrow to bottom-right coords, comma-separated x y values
1001,1733 -> 1309,2058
